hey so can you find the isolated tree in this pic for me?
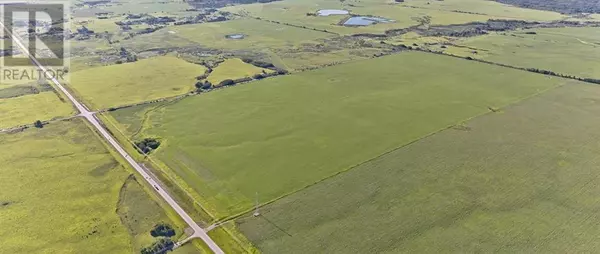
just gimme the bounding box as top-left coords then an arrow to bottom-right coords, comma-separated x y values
34,120 -> 43,128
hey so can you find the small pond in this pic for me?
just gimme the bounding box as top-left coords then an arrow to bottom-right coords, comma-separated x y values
343,16 -> 393,26
225,34 -> 245,39
317,9 -> 349,16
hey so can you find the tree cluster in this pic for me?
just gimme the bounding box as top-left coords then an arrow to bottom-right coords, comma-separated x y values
118,47 -> 138,63
150,223 -> 176,238
134,138 -> 161,154
140,238 -> 174,254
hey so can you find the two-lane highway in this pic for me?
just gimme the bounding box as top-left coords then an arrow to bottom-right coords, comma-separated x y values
0,20 -> 224,254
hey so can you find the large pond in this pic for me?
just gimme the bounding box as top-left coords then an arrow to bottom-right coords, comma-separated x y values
317,9 -> 349,16
225,34 -> 245,39
343,16 -> 393,26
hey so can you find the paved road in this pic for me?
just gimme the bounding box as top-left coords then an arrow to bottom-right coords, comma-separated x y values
0,20 -> 224,254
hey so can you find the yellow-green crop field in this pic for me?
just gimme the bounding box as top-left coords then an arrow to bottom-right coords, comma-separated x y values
0,119 -> 195,253
0,92 -> 74,129
109,51 -> 571,217
236,82 -> 600,253
69,56 -> 207,110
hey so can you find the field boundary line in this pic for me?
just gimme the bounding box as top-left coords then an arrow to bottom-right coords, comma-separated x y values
213,81 -> 567,225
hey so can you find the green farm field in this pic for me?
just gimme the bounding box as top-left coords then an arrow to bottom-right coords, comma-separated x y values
120,17 -> 333,56
0,119 -> 196,253
69,56 -> 207,110
445,27 -> 600,79
109,51 -> 570,217
0,92 -> 74,129
168,18 -> 332,50
236,82 -> 600,253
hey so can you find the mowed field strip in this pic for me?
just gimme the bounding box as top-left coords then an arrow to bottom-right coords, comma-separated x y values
109,51 -> 570,217
69,56 -> 207,110
236,82 -> 600,253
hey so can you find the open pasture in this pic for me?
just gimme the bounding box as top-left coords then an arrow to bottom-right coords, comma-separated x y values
447,27 -> 600,79
69,55 -> 207,110
110,51 -> 568,217
236,81 -> 600,253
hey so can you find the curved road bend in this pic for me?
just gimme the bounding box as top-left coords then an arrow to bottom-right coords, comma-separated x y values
0,21 -> 224,254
